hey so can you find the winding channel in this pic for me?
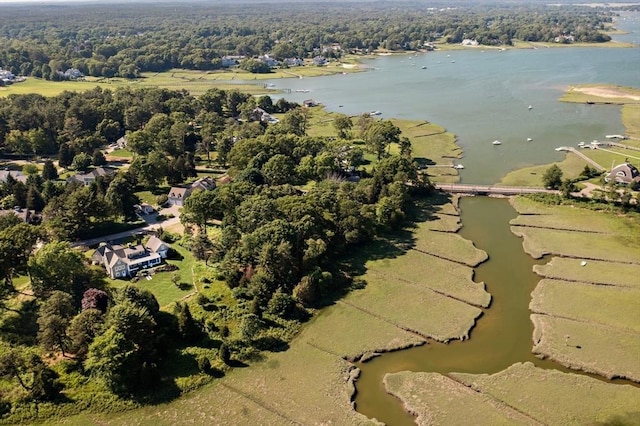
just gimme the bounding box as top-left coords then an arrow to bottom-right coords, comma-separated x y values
354,196 -> 637,425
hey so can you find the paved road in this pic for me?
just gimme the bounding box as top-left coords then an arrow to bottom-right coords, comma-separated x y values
73,205 -> 181,248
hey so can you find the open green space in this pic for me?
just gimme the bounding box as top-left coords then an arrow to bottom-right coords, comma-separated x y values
512,225 -> 640,262
367,248 -> 490,308
530,279 -> 640,333
499,154 -> 588,187
533,257 -> 640,289
509,204 -> 635,234
452,362 -> 640,425
0,63 -> 359,99
512,196 -> 640,383
384,371 -> 535,425
531,314 -> 640,382
412,227 -> 488,267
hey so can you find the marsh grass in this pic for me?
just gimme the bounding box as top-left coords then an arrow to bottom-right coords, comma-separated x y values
384,371 -> 534,425
530,279 -> 640,332
452,362 -> 640,424
531,314 -> 640,382
533,257 -> 640,289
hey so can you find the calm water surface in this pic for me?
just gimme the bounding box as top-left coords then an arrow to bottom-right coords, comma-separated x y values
263,13 -> 640,184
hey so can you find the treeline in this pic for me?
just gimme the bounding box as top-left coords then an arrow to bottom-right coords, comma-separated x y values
0,2 -> 614,79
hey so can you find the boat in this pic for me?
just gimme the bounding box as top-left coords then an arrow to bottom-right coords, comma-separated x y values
370,110 -> 382,116
492,140 -> 502,145
527,137 -> 533,142
528,105 -> 533,110
421,66 -> 427,69
295,89 -> 310,93
453,164 -> 464,169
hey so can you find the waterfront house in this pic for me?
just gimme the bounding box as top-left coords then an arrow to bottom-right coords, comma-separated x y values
93,235 -> 170,279
605,162 -> 640,185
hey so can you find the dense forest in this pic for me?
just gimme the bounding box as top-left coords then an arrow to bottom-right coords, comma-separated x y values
0,85 -> 430,422
0,1 -> 615,79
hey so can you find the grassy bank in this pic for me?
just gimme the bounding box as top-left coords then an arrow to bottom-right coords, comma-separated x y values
0,61 -> 360,99
510,195 -> 640,383
385,363 -> 640,425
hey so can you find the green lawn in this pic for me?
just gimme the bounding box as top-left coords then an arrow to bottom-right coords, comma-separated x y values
108,149 -> 134,158
108,243 -> 197,309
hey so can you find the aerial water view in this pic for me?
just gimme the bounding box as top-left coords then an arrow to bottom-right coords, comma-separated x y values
0,1 -> 638,425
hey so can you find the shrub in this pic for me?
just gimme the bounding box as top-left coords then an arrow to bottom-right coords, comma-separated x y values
156,194 -> 169,206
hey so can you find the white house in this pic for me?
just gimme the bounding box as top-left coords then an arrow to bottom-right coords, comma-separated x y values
67,167 -> 115,186
93,235 -> 170,279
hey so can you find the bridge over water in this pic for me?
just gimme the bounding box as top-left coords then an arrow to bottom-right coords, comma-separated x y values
434,183 -> 560,196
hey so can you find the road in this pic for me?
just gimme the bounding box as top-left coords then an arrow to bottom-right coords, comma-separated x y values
73,205 -> 182,248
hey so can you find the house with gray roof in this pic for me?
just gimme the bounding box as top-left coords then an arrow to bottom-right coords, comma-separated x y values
93,235 -> 170,279
67,167 -> 115,186
0,170 -> 27,184
605,162 -> 640,185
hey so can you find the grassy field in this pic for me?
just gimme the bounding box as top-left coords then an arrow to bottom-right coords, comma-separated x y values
452,362 -> 640,425
0,63 -> 360,99
364,249 -> 490,308
511,196 -> 640,384
622,104 -> 640,139
107,243 -> 197,309
499,154 -> 588,187
384,371 -> 536,425
512,225 -> 640,262
509,206 -> 635,234
531,314 -> 640,381
533,257 -> 640,289
530,279 -> 640,333
413,227 -> 488,267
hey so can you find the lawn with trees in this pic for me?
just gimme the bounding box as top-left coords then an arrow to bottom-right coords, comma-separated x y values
0,82 -> 434,423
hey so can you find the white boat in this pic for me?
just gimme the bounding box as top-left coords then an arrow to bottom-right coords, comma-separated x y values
421,66 -> 427,69
528,105 -> 533,110
527,138 -> 533,142
454,164 -> 464,169
295,89 -> 310,93
370,110 -> 382,116
492,140 -> 502,145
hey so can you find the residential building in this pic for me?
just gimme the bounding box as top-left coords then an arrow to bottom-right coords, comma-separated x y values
67,167 -> 115,186
92,235 -> 170,279
605,162 -> 640,185
0,207 -> 40,224
168,187 -> 191,206
0,170 -> 27,184
167,176 -> 217,206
